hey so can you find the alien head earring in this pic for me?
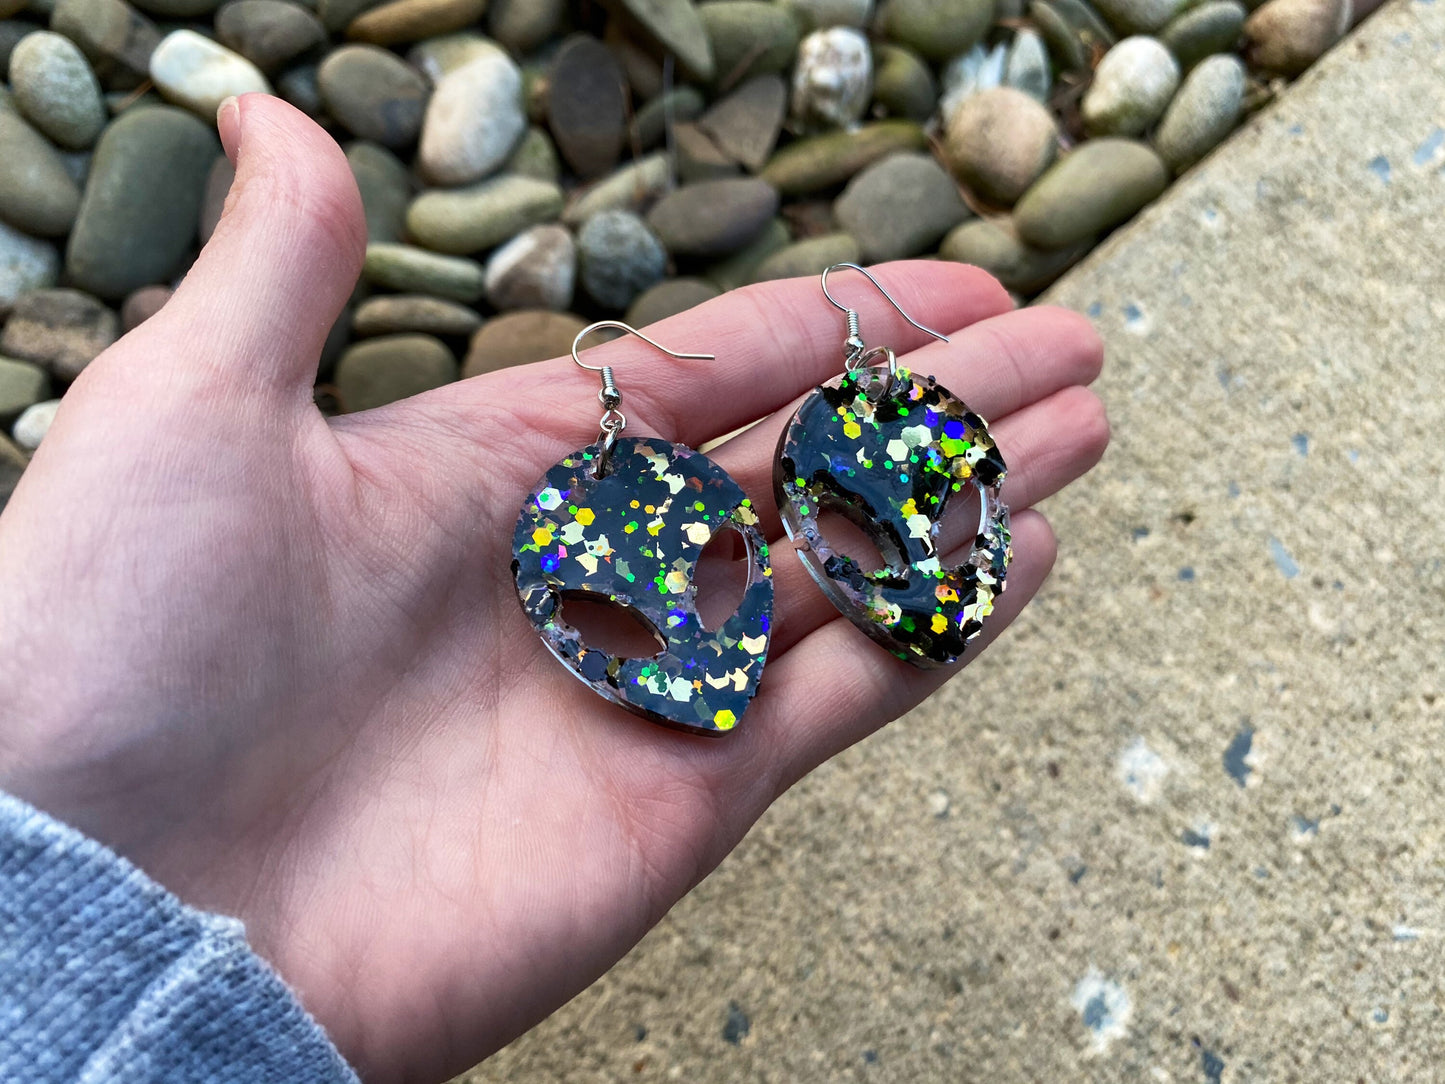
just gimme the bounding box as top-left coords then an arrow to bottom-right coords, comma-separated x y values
773,263 -> 1011,669
512,321 -> 774,736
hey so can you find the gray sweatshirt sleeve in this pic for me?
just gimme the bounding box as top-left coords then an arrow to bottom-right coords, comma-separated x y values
0,791 -> 360,1084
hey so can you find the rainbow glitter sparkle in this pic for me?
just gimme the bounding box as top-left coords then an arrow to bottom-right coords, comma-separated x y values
513,436 -> 773,736
774,366 -> 1011,668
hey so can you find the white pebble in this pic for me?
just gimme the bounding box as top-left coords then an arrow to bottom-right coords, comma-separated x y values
791,27 -> 873,130
149,30 -> 271,119
12,399 -> 61,450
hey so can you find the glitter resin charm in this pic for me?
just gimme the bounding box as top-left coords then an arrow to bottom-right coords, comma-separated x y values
775,366 -> 1011,668
513,436 -> 773,736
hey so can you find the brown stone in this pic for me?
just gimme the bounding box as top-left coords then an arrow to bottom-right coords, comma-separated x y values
346,0 -> 488,44
546,34 -> 627,180
0,288 -> 118,380
120,284 -> 173,331
696,74 -> 786,172
463,310 -> 587,378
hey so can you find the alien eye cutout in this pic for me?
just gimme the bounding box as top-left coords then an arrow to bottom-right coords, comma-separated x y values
556,591 -> 666,658
694,523 -> 753,633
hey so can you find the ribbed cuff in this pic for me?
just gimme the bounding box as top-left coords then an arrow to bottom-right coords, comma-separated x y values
0,791 -> 358,1084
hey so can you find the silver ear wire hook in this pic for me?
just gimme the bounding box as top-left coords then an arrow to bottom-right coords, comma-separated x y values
819,263 -> 950,369
571,320 -> 715,475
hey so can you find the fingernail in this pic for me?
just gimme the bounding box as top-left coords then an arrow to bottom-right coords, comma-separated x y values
217,96 -> 241,162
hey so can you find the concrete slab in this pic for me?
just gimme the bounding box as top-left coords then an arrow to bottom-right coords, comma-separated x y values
466,3 -> 1445,1079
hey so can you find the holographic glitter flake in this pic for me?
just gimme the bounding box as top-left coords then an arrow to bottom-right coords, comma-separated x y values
514,437 -> 773,736
774,367 -> 1011,668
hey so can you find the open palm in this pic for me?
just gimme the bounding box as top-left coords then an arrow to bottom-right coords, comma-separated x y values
0,96 -> 1106,1084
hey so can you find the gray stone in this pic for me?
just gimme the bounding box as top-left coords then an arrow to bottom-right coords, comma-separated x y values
0,287 -> 117,380
317,44 -> 429,149
576,209 -> 666,310
317,0 -> 383,32
362,242 -> 486,302
130,0 -> 221,17
0,220 -> 59,314
624,277 -> 720,328
943,86 -> 1058,206
1003,27 -> 1052,101
881,0 -> 996,61
647,178 -> 780,257
214,0 -> 327,72
352,294 -> 482,337
506,125 -> 560,182
1013,137 -> 1168,248
751,232 -> 861,283
0,356 -> 49,423
699,75 -> 787,171
1160,0 -> 1247,68
49,0 -> 160,91
0,109 -> 81,237
834,151 -> 970,261
405,174 -> 565,255
761,120 -> 927,195
546,34 -> 626,180
345,0 -> 488,45
1091,0 -> 1187,32
629,85 -> 706,150
1244,0 -> 1350,75
791,27 -> 872,132
418,46 -> 525,186
334,332 -> 456,412
672,122 -> 739,183
562,153 -> 671,227
1154,52 -> 1245,172
870,43 -> 936,121
148,28 -> 271,117
198,153 -> 233,244
11,397 -> 58,450
119,283 -> 171,330
1029,0 -> 1115,71
56,149 -> 90,187
699,1 -> 798,84
487,0 -> 565,53
0,20 -> 35,73
65,105 -> 217,299
276,63 -> 323,116
462,309 -> 586,377
8,31 -> 106,149
1082,35 -> 1180,136
485,223 -> 575,312
611,0 -> 713,82
938,215 -> 1088,291
346,141 -> 410,243
702,215 -> 790,290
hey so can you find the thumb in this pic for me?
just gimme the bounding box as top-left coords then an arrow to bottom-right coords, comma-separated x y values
136,93 -> 366,405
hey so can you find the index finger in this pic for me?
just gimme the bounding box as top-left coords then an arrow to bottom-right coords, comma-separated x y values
445,261 -> 1014,450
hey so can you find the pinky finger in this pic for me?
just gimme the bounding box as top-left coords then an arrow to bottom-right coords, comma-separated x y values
752,509 -> 1058,794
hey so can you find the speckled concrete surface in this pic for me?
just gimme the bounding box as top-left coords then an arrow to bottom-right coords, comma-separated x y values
466,4 -> 1445,1080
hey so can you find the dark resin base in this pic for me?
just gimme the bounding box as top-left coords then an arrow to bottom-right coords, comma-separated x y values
775,367 -> 1011,668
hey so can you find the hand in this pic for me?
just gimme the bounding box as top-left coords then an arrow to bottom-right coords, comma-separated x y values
0,96 -> 1106,1083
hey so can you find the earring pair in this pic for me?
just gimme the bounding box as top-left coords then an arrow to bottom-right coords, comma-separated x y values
511,266 -> 1011,737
